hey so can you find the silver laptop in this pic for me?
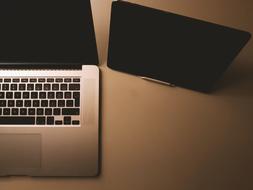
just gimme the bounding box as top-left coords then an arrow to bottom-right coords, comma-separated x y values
0,0 -> 99,176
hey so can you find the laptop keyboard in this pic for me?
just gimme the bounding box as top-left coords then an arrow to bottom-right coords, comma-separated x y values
0,77 -> 81,126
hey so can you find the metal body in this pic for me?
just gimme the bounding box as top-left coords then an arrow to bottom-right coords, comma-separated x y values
0,65 -> 99,176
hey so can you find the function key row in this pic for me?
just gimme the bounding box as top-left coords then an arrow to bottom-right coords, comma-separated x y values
0,78 -> 80,83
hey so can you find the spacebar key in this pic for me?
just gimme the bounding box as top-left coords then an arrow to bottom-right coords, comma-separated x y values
0,117 -> 35,125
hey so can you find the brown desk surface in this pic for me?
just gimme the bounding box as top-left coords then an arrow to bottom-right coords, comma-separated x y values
1,0 -> 252,189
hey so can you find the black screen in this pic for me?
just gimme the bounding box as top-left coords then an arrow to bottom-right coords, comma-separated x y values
108,1 -> 251,92
0,0 -> 98,66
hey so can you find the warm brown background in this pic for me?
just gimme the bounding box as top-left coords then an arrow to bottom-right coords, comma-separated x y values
1,0 -> 253,189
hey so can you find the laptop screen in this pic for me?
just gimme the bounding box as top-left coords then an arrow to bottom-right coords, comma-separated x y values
0,0 -> 98,66
108,1 -> 251,92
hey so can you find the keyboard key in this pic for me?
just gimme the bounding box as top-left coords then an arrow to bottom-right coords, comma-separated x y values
12,108 -> 19,115
19,84 -> 26,90
72,120 -> 80,125
35,84 -> 42,90
21,78 -> 28,82
48,92 -> 55,99
2,84 -> 9,90
24,100 -> 32,107
36,117 -> 45,125
0,92 -> 5,99
23,92 -> 30,99
41,100 -> 48,107
16,100 -> 23,107
66,100 -> 73,107
31,92 -> 38,99
56,92 -> 63,99
0,100 -> 7,107
47,117 -> 54,125
27,84 -> 34,90
0,117 -> 35,125
55,120 -> 62,125
49,100 -> 57,107
60,84 -> 67,90
64,78 -> 71,82
58,100 -> 65,107
75,99 -> 80,107
30,78 -> 37,83
8,100 -> 15,107
73,92 -> 80,99
12,79 -> 20,83
37,108 -> 44,115
62,108 -> 79,115
44,84 -> 51,91
53,108 -> 61,115
73,78 -> 80,82
6,92 -> 13,99
52,84 -> 59,90
56,78 -> 63,82
28,108 -> 36,115
20,108 -> 27,115
69,84 -> 80,90
64,92 -> 71,99
33,100 -> 40,107
64,116 -> 71,125
39,92 -> 46,99
11,84 -> 17,90
3,108 -> 10,115
47,78 -> 54,82
38,78 -> 46,82
45,108 -> 52,115
4,78 -> 11,83
73,92 -> 80,107
0,108 -> 2,115
14,92 -> 21,99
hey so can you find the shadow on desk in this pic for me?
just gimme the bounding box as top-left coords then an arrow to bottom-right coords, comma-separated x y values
212,60 -> 253,98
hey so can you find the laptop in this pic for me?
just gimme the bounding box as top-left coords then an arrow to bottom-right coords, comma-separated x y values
108,1 -> 251,92
0,0 -> 99,176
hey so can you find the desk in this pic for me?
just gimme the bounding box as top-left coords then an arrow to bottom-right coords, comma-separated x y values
0,0 -> 252,189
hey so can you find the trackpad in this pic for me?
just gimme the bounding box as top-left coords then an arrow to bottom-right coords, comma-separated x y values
0,134 -> 41,169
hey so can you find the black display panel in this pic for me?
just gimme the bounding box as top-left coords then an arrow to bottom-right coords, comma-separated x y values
108,1 -> 251,92
0,0 -> 98,66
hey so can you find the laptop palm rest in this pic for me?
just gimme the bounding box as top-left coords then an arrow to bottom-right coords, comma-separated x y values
0,134 -> 41,175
